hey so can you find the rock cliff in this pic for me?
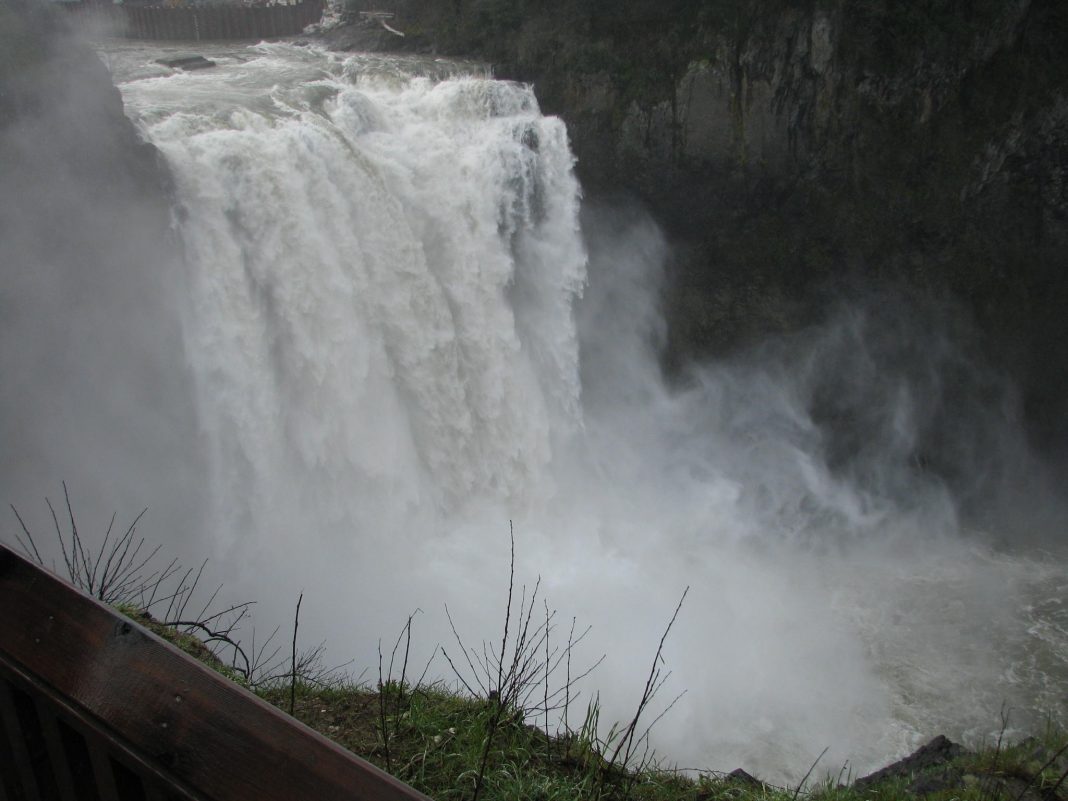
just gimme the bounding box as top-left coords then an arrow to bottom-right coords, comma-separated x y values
364,0 -> 1068,448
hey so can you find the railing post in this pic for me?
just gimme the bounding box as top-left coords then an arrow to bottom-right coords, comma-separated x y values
0,680 -> 41,801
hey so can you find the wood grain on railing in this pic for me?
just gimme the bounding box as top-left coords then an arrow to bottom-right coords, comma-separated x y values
0,543 -> 433,801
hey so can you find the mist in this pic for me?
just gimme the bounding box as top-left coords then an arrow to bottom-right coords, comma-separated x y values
2,33 -> 1066,782
0,6 -> 207,561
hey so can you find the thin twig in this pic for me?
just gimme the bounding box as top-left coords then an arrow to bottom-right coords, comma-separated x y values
9,505 -> 42,564
414,645 -> 439,689
497,520 -> 515,697
289,592 -> 303,716
45,496 -> 73,581
444,604 -> 486,695
608,586 -> 689,772
378,638 -> 391,772
89,512 -> 116,595
544,599 -> 551,757
791,747 -> 830,801
1015,740 -> 1068,801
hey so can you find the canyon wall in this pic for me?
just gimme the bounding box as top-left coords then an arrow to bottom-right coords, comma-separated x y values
369,0 -> 1068,446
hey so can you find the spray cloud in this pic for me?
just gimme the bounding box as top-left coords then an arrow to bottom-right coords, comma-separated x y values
2,36 -> 1066,780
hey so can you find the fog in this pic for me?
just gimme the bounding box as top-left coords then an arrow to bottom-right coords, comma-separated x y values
0,8 -> 207,562
2,31 -> 1065,781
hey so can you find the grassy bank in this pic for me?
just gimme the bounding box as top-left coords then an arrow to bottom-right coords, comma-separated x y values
258,679 -> 1068,801
9,500 -> 1067,801
127,602 -> 1068,801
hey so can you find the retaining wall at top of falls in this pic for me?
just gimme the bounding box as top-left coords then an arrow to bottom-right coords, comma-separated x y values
62,0 -> 324,41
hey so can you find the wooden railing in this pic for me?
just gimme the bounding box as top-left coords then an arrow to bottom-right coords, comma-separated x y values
0,543 -> 432,801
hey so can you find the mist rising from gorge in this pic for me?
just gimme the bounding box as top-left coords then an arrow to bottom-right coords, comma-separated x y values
1,26 -> 1066,781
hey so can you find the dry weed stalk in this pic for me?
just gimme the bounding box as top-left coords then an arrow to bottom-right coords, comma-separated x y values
8,486 -> 342,691
441,522 -> 603,801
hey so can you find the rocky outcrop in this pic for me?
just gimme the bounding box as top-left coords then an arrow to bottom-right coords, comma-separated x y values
715,735 -> 1067,801
1,0 -> 166,198
852,735 -> 1067,801
854,735 -> 966,790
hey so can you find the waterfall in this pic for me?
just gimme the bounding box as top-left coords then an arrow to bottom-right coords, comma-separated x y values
124,46 -> 586,553
101,42 -> 1067,781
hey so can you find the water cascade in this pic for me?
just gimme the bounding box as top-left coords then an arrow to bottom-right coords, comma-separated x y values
86,42 -> 1068,779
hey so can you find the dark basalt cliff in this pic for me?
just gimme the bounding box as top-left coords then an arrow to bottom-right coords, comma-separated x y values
361,0 -> 1068,448
0,0 -> 164,198
5,0 -> 1066,454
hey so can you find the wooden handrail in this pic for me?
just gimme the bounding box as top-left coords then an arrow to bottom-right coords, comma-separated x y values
0,543 -> 433,800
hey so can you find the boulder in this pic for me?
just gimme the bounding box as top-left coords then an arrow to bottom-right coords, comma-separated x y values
854,735 -> 967,791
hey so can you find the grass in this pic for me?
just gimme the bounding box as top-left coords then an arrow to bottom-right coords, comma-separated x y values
254,678 -> 710,801
133,601 -> 1068,801
8,495 -> 1068,801
958,723 -> 1068,799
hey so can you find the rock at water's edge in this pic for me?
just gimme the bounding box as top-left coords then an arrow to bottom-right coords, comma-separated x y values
854,735 -> 968,790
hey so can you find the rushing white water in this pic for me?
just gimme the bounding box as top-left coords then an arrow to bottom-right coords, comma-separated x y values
115,44 -> 583,549
99,42 -> 1067,780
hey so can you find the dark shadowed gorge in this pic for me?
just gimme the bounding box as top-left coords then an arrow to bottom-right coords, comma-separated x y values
349,0 -> 1068,454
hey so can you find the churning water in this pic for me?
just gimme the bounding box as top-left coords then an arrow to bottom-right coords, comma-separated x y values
89,41 -> 1068,779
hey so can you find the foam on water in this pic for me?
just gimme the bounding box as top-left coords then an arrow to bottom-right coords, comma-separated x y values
105,43 -> 1067,780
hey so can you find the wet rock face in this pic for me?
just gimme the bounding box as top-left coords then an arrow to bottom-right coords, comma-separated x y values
851,734 -> 1068,801
854,735 -> 967,790
385,0 -> 1068,446
0,0 -> 162,192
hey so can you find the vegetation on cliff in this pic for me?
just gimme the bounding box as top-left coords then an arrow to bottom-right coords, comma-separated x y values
10,503 -> 1068,801
127,580 -> 1068,801
121,558 -> 1068,801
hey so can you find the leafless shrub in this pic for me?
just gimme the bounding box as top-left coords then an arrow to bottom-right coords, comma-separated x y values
441,522 -> 603,801
595,587 -> 688,798
7,485 -> 342,691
